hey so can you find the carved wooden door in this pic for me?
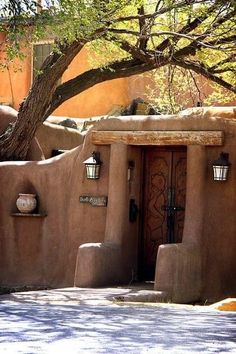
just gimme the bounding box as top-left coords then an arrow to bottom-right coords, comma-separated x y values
141,147 -> 187,279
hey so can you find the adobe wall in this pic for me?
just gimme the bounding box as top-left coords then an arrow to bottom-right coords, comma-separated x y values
0,106 -> 44,161
1,106 -> 236,302
36,121 -> 84,159
0,106 -> 84,160
0,34 -> 32,110
0,140 -> 109,288
127,74 -> 236,109
0,136 -> 141,288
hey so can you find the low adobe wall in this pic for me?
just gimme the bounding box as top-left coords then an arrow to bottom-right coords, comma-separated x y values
0,106 -> 85,160
36,121 -> 84,159
0,136 -> 110,288
0,106 -> 44,161
1,107 -> 236,303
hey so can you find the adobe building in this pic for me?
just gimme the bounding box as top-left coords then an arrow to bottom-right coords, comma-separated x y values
0,105 -> 236,303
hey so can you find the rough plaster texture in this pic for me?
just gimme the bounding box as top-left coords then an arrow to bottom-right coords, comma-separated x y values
0,106 -> 44,161
74,143 -> 137,287
36,121 -> 84,159
1,106 -> 236,303
0,106 -> 85,161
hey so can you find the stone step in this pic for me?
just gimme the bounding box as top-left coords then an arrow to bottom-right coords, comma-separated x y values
112,290 -> 169,303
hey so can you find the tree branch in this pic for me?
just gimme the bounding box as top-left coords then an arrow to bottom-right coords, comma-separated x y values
209,54 -> 236,72
137,5 -> 149,50
109,0 -> 208,24
173,59 -> 236,93
47,59 -> 160,116
102,33 -> 154,63
206,35 -> 236,47
156,3 -> 236,53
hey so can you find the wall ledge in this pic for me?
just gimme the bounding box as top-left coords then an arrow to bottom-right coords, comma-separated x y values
11,213 -> 47,217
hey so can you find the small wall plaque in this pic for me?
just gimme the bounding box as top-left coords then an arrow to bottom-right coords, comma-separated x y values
79,195 -> 108,207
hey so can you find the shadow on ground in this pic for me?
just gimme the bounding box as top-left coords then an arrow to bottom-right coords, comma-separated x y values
0,296 -> 236,353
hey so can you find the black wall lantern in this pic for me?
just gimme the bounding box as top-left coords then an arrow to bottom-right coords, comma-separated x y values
212,152 -> 231,181
83,152 -> 102,180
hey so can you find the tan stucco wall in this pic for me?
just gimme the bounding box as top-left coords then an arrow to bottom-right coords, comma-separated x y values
36,121 -> 84,159
0,39 -> 130,117
0,142 -> 110,287
1,106 -> 236,303
0,106 -> 85,160
0,105 -> 44,160
127,74 -> 236,109
0,33 -> 32,109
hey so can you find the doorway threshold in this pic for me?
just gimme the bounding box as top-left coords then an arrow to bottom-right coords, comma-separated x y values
113,281 -> 168,303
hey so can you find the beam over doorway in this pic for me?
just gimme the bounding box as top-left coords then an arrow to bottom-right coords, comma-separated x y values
91,130 -> 224,146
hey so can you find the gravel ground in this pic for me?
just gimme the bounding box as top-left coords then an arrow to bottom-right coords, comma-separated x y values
0,287 -> 236,354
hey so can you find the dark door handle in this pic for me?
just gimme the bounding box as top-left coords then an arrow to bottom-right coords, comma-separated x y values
161,205 -> 185,212
129,199 -> 138,222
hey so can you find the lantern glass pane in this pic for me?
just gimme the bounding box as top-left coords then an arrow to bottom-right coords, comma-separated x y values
94,165 -> 100,179
213,165 -> 229,181
86,164 -> 100,179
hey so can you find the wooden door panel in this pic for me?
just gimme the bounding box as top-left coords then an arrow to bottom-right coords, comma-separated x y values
143,151 -> 170,275
141,147 -> 186,279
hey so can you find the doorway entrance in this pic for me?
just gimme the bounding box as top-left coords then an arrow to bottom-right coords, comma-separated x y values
140,146 -> 187,280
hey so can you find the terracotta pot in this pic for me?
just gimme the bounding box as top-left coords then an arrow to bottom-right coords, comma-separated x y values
16,193 -> 37,214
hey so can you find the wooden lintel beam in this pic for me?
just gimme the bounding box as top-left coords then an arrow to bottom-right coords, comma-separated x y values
91,130 -> 224,146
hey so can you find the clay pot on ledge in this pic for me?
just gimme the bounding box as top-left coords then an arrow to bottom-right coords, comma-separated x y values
16,193 -> 37,214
